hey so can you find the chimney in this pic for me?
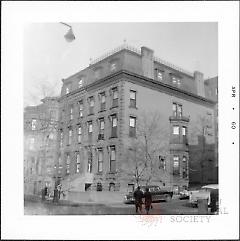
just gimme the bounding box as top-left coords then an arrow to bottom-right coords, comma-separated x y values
194,71 -> 205,97
141,46 -> 154,79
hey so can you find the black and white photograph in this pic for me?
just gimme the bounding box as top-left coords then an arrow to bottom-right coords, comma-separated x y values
2,2 -> 239,240
23,22 -> 218,216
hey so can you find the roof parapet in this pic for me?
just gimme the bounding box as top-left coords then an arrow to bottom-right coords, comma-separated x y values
89,43 -> 194,77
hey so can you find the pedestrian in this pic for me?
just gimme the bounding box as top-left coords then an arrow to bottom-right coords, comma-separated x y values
53,187 -> 59,203
41,187 -> 45,201
210,189 -> 218,214
44,185 -> 48,196
57,184 -> 62,200
133,186 -> 144,213
144,188 -> 152,215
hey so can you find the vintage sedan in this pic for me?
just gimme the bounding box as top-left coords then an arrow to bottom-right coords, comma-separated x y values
179,190 -> 190,200
124,185 -> 173,204
189,184 -> 219,207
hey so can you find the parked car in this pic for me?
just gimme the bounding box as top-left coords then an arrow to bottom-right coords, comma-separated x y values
124,185 -> 173,204
189,184 -> 219,207
179,190 -> 190,200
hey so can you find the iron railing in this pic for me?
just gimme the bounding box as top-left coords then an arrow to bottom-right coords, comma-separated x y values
90,43 -> 194,77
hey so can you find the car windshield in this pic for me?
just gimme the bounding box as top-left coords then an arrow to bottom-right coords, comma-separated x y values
140,186 -> 160,192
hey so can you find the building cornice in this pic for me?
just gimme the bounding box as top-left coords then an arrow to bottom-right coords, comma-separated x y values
59,70 -> 216,107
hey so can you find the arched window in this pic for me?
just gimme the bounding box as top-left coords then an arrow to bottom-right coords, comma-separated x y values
97,182 -> 102,191
109,182 -> 115,192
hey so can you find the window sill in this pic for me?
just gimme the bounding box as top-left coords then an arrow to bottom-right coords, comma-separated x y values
110,106 -> 118,110
109,136 -> 118,139
107,171 -> 117,175
129,106 -> 138,109
98,109 -> 106,113
97,138 -> 105,141
88,113 -> 94,116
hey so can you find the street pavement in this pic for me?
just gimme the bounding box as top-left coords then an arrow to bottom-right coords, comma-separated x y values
24,199 -> 199,215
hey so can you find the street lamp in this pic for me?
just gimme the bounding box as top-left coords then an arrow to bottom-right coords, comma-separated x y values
60,22 -> 76,42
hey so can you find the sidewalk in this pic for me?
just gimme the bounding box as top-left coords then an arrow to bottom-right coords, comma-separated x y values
24,194 -> 123,207
24,193 -> 182,208
24,194 -> 104,207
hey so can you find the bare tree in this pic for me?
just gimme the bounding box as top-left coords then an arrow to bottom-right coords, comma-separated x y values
121,111 -> 170,187
25,77 -> 60,107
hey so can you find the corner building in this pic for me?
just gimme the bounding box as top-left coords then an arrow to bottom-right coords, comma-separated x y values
57,44 -> 217,193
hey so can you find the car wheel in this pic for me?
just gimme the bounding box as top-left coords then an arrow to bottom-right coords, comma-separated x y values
165,194 -> 172,202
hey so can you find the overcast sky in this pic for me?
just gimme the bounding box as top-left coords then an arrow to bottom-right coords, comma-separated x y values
24,22 -> 218,106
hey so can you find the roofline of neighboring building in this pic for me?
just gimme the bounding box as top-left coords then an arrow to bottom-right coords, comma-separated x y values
62,44 -> 195,83
59,70 -> 217,107
41,96 -> 59,102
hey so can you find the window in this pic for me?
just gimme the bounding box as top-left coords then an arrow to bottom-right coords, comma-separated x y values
88,121 -> 93,140
97,183 -> 102,191
77,126 -> 82,143
177,104 -> 182,117
49,133 -> 54,140
87,150 -> 92,173
89,97 -> 94,115
66,154 -> 70,174
182,156 -> 188,178
173,103 -> 182,117
173,156 -> 180,175
70,107 -> 73,120
31,119 -> 37,130
100,92 -> 106,111
79,100 -> 83,117
60,130 -> 63,147
58,156 -> 62,174
172,76 -> 181,86
66,87 -> 69,94
61,109 -> 65,121
97,148 -> 103,172
111,115 -> 117,138
68,129 -> 72,145
159,156 -> 166,170
50,110 -> 55,120
109,182 -> 115,191
29,137 -> 35,150
129,116 -> 136,137
110,146 -> 116,172
112,88 -> 118,108
94,69 -> 101,79
110,63 -> 117,71
130,90 -> 136,108
76,153 -> 81,173
182,126 -> 188,144
98,118 -> 105,140
173,126 -> 179,135
78,79 -> 83,88
88,121 -> 93,133
182,126 -> 187,136
157,71 -> 163,81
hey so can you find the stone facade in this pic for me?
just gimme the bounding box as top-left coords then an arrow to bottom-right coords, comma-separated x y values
55,45 -> 218,193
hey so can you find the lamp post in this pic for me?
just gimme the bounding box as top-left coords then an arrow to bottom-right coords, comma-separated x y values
60,22 -> 76,42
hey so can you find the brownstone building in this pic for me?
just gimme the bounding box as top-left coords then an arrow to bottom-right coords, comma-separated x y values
55,44 -> 218,194
24,97 -> 59,195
